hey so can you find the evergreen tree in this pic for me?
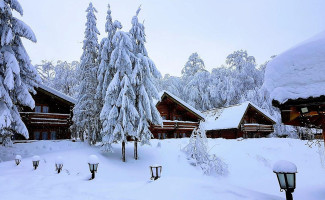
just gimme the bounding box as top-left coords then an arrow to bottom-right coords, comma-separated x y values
0,0 -> 41,146
100,30 -> 137,162
181,52 -> 206,82
129,7 -> 162,159
73,2 -> 100,144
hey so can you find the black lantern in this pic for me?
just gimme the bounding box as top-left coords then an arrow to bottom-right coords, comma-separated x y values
273,160 -> 297,200
15,155 -> 21,166
55,163 -> 63,173
33,160 -> 39,170
32,156 -> 40,170
88,163 -> 99,179
150,165 -> 162,180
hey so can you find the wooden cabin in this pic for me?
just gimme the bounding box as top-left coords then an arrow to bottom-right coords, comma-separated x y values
273,97 -> 325,141
16,84 -> 76,140
202,102 -> 276,139
150,91 -> 205,139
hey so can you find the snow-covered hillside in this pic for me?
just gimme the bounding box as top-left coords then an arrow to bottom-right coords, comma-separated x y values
0,139 -> 324,200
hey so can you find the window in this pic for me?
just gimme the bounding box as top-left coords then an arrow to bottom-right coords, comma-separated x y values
42,106 -> 49,113
35,104 -> 49,113
34,131 -> 40,140
158,133 -> 161,139
51,131 -> 57,140
42,132 -> 48,140
162,115 -> 167,120
35,106 -> 41,113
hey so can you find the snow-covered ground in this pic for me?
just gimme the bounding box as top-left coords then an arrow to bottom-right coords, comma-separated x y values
0,138 -> 325,200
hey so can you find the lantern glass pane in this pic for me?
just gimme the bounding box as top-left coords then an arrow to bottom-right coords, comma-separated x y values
94,164 -> 98,171
286,173 -> 295,188
89,164 -> 93,171
277,173 -> 287,189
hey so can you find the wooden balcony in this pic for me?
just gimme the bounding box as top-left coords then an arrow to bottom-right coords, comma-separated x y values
241,124 -> 274,132
151,120 -> 199,131
19,112 -> 72,127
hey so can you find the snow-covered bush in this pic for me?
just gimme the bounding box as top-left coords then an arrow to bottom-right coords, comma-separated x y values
183,127 -> 228,176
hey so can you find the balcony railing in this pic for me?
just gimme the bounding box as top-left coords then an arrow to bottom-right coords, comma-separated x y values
19,112 -> 72,126
241,124 -> 274,132
151,120 -> 199,131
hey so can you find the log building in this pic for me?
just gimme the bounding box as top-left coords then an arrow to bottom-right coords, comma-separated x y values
150,91 -> 204,139
202,102 -> 276,139
16,84 -> 76,140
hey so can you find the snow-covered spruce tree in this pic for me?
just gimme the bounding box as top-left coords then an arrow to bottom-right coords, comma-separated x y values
183,126 -> 228,176
100,30 -> 138,162
72,3 -> 100,144
96,4 -> 122,102
0,0 -> 41,146
129,7 -> 162,159
95,4 -> 122,143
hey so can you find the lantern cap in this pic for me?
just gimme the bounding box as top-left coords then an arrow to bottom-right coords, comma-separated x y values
88,155 -> 99,164
273,160 -> 297,173
15,155 -> 22,160
32,155 -> 40,162
55,156 -> 64,165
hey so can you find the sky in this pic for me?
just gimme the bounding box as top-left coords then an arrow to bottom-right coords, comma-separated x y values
18,0 -> 325,76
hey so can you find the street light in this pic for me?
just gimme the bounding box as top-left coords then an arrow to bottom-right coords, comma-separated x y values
273,160 -> 297,200
55,156 -> 64,174
150,165 -> 162,180
15,155 -> 22,166
32,155 -> 40,170
88,155 -> 99,180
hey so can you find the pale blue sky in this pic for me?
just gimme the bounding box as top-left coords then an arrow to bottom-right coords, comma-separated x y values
19,0 -> 325,76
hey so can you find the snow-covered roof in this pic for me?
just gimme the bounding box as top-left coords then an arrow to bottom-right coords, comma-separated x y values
201,101 -> 275,131
156,90 -> 205,120
264,31 -> 325,104
38,84 -> 77,104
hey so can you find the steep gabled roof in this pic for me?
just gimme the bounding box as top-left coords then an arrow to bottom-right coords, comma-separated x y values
38,84 -> 77,105
202,101 -> 276,130
156,90 -> 205,120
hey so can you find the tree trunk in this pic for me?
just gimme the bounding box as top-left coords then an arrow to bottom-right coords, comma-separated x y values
122,141 -> 126,162
322,126 -> 325,146
134,138 -> 138,160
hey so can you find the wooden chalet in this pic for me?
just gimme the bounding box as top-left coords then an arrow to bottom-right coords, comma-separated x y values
273,97 -> 325,141
263,31 -> 325,142
16,84 -> 76,140
202,102 -> 276,139
150,91 -> 205,139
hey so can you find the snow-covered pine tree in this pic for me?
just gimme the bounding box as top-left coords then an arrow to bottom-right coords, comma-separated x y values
100,30 -> 138,162
0,0 -> 41,146
95,5 -> 122,143
72,2 -> 100,144
96,4 -> 122,103
129,7 -> 162,159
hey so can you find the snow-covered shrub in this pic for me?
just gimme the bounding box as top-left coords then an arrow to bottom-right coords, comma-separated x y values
183,127 -> 228,176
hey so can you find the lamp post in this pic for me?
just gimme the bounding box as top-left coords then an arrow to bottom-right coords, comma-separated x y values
273,160 -> 297,200
32,155 -> 40,170
88,155 -> 99,180
150,165 -> 162,180
55,156 -> 64,173
15,155 -> 22,166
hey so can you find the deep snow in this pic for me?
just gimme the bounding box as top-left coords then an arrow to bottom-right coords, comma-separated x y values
0,138 -> 325,200
264,31 -> 325,103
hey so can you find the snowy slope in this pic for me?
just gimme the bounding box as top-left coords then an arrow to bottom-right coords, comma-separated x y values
264,31 -> 325,103
0,139 -> 324,200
